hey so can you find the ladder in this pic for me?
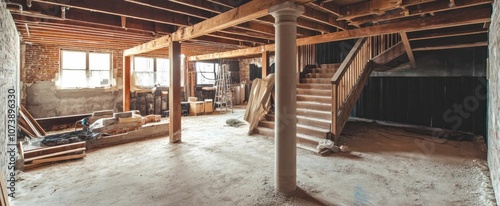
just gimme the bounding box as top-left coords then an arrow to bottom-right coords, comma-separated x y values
214,64 -> 233,113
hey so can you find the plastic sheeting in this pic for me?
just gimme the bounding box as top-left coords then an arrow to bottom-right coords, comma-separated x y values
244,74 -> 275,134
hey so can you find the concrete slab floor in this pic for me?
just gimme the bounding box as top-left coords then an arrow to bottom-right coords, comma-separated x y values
12,108 -> 497,206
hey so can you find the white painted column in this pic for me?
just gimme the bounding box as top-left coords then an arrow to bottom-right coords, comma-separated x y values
269,2 -> 304,193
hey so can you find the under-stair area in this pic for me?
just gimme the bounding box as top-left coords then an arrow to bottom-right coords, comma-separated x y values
253,33 -> 406,153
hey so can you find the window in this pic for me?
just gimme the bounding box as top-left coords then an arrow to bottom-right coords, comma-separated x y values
196,62 -> 219,85
60,50 -> 112,88
133,57 -> 170,87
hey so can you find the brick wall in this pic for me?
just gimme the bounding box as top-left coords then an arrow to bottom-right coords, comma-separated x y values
0,2 -> 20,203
239,56 -> 275,83
488,0 -> 500,203
22,44 -> 124,117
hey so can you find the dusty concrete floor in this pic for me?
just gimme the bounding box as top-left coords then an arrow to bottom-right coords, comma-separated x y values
12,107 -> 497,206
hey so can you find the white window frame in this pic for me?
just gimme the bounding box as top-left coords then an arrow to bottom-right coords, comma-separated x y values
59,50 -> 113,89
133,57 -> 170,88
196,62 -> 219,86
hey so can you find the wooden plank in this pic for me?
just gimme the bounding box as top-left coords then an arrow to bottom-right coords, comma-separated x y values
24,148 -> 86,162
261,51 -> 269,78
123,56 -> 131,111
24,142 -> 86,158
0,172 -> 9,206
20,105 -> 46,136
19,111 -> 42,137
125,0 -> 309,56
372,41 -> 406,65
169,41 -> 182,143
18,124 -> 36,138
188,6 -> 491,61
399,32 -> 416,68
412,41 -> 488,51
31,153 -> 86,165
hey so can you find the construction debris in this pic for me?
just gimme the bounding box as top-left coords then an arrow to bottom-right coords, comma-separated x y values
225,118 -> 245,127
18,105 -> 46,138
244,74 -> 275,134
21,141 -> 87,170
316,140 -> 350,156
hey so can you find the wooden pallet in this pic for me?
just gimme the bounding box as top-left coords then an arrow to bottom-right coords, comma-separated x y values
21,141 -> 86,170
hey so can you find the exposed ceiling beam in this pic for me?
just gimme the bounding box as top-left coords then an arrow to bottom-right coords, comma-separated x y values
305,1 -> 341,17
399,32 -> 416,68
412,42 -> 488,51
348,0 -> 492,27
125,0 -> 311,56
408,24 -> 488,41
338,0 -> 437,21
188,6 -> 491,60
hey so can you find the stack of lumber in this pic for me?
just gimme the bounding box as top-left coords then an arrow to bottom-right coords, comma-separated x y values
20,141 -> 86,170
18,105 -> 46,138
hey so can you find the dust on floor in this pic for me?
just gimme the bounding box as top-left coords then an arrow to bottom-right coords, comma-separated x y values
12,108 -> 497,206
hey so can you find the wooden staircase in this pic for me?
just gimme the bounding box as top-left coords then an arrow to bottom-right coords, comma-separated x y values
254,34 -> 404,153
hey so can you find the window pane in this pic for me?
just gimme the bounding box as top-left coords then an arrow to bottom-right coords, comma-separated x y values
197,72 -> 215,85
89,70 -> 111,87
62,51 -> 86,70
61,70 -> 87,88
156,58 -> 170,86
135,71 -> 155,87
89,53 -> 111,71
134,57 -> 154,72
196,62 -> 214,72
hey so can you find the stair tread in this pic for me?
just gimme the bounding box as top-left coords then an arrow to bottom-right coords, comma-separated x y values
297,115 -> 331,124
297,101 -> 331,105
259,120 -> 329,133
296,94 -> 331,99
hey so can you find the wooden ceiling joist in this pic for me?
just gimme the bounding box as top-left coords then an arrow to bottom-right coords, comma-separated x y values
125,0 -> 310,56
189,6 -> 491,61
348,0 -> 492,27
412,42 -> 488,51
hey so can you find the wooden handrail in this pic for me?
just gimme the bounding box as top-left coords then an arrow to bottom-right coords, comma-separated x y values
330,33 -> 402,141
331,38 -> 367,84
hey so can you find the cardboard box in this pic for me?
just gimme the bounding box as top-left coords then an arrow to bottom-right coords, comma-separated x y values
189,101 -> 204,116
204,99 -> 213,114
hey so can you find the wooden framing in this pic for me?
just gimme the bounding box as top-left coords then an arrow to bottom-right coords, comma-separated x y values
124,0 -> 310,56
169,40 -> 182,143
188,6 -> 491,61
399,32 -> 416,68
123,56 -> 131,111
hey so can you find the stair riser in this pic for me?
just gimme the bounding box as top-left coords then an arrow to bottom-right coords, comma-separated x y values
297,95 -> 331,104
297,109 -> 331,120
306,73 -> 334,78
297,117 -> 330,130
312,69 -> 337,74
259,121 -> 328,138
303,79 -> 331,84
296,89 -> 331,96
297,103 -> 331,111
297,84 -> 331,90
253,127 -> 319,152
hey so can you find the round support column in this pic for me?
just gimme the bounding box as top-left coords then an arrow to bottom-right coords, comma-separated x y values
269,2 -> 304,193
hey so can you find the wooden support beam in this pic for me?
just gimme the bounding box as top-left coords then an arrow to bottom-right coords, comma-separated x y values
306,1 -> 341,17
125,35 -> 171,56
412,42 -> 488,51
169,40 -> 182,143
399,32 -> 416,68
348,0 -> 492,27
262,50 -> 270,78
125,0 -> 311,56
188,6 -> 491,61
123,56 -> 131,111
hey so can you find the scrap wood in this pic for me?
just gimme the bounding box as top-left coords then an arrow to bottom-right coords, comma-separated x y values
19,111 -> 41,137
31,152 -> 86,165
24,141 -> 86,159
244,74 -> 275,134
20,105 -> 46,136
18,124 -> 36,138
24,147 -> 86,162
0,172 -> 9,206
